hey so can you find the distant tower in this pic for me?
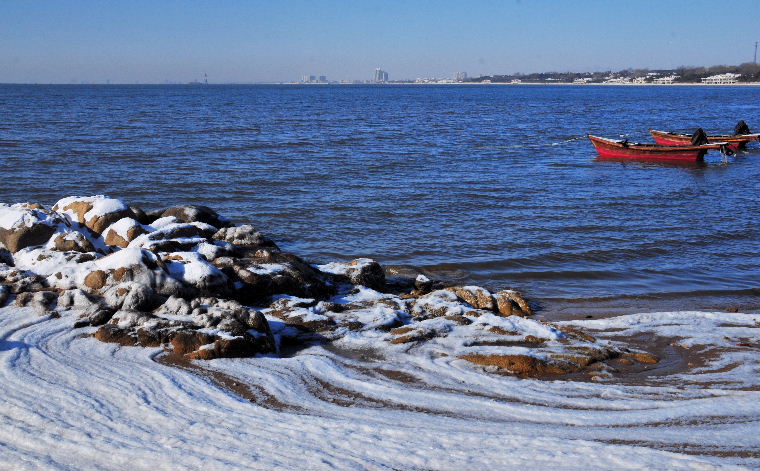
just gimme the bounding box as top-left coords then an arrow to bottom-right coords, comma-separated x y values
373,68 -> 388,83
204,73 -> 208,85
755,41 -> 758,63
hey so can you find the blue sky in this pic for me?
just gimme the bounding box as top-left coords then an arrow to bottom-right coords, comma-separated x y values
1,0 -> 758,83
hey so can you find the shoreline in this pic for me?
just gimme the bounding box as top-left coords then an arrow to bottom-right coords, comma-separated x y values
2,81 -> 759,86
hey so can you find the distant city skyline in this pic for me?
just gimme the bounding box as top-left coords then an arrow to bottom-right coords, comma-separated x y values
1,0 -> 758,84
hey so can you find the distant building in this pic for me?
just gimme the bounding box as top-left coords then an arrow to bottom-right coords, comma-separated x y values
632,77 -> 647,84
573,77 -> 593,84
301,75 -> 327,83
454,72 -> 467,81
701,73 -> 740,84
653,75 -> 678,84
603,77 -> 631,84
373,68 -> 389,83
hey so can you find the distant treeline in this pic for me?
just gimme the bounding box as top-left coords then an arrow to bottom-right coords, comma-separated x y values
469,63 -> 760,83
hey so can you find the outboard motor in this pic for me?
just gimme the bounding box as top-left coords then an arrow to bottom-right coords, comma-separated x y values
733,120 -> 750,135
691,128 -> 708,146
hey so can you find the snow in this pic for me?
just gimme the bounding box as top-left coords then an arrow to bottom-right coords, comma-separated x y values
105,217 -> 141,239
247,263 -> 286,275
316,258 -> 374,276
0,305 -> 757,470
0,203 -> 58,230
162,252 -> 225,287
53,195 -> 127,222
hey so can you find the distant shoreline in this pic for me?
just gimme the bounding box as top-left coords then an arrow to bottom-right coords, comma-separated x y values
2,82 -> 760,87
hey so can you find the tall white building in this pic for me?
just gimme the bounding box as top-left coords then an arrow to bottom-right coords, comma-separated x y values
373,68 -> 389,83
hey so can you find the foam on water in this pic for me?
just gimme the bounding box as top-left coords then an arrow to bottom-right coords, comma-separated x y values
0,305 -> 757,470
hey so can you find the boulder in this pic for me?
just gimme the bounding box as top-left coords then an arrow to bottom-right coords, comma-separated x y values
187,334 -> 271,360
0,248 -> 13,266
58,288 -> 101,311
447,286 -> 496,311
0,204 -> 64,253
52,231 -> 96,253
494,290 -> 533,317
414,274 -> 433,294
89,308 -> 115,326
412,290 -> 470,318
15,290 -> 58,315
147,205 -> 231,228
213,225 -> 279,251
0,284 -> 9,306
170,330 -> 216,355
76,248 -> 190,298
53,196 -> 135,235
317,258 -> 386,291
103,218 -> 146,248
161,252 -> 228,293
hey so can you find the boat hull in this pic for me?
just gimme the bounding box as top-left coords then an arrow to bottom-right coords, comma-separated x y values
588,135 -> 712,161
649,129 -> 758,150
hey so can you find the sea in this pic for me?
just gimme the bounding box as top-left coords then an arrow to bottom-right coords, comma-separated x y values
0,84 -> 758,317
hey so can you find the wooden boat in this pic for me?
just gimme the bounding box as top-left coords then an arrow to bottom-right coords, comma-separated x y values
649,129 -> 759,150
588,135 -> 726,161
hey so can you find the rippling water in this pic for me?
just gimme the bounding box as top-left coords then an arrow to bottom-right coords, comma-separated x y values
0,84 -> 758,314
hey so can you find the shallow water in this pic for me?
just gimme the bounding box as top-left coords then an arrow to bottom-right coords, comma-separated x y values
1,84 -> 758,313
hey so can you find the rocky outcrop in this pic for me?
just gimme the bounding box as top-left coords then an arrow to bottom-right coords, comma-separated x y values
0,195 -> 630,376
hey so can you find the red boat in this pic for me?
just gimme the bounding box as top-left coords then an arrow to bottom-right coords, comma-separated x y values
649,129 -> 759,150
588,135 -> 726,162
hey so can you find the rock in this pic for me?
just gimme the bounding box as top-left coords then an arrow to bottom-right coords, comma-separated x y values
161,252 -> 228,293
109,309 -> 154,329
144,222 -> 217,242
0,204 -> 63,253
459,354 -> 574,375
147,205 -> 231,228
73,318 -> 91,329
128,205 -> 151,225
119,283 -> 164,312
412,290 -> 468,318
77,248 -> 191,299
93,324 -> 136,346
84,270 -> 108,290
2,270 -> 49,294
53,196 -> 135,235
447,286 -> 495,311
0,284 -> 9,306
494,290 -> 533,317
0,248 -> 13,266
187,334 -> 270,360
103,218 -> 146,248
216,317 -> 248,336
52,231 -> 96,253
622,352 -> 659,364
89,309 -> 115,326
318,258 -> 386,291
213,225 -> 279,251
414,274 -> 433,293
159,296 -> 192,316
15,290 -> 58,315
58,288 -> 100,311
170,330 -> 216,355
